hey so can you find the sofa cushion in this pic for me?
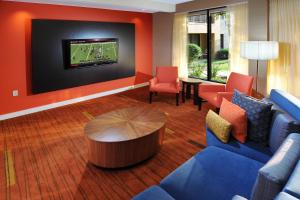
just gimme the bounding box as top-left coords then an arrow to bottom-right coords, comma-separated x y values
206,128 -> 272,163
263,98 -> 300,153
270,89 -> 300,122
275,192 -> 300,200
132,185 -> 175,200
160,146 -> 263,200
220,98 -> 247,143
232,90 -> 273,143
283,160 -> 300,199
251,133 -> 300,200
269,110 -> 300,153
206,110 -> 232,143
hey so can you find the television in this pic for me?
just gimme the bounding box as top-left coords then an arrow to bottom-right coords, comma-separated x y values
64,38 -> 119,68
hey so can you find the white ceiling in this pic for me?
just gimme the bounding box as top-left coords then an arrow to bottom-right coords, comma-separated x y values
6,0 -> 193,12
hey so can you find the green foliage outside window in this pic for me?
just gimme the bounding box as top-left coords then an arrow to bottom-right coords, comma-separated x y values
188,43 -> 202,63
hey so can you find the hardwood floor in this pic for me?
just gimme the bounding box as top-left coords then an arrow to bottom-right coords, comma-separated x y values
0,86 -> 214,200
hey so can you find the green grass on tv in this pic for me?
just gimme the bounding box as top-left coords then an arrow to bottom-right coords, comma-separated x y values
70,42 -> 118,65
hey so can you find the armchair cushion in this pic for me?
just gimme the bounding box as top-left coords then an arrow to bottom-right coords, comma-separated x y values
199,84 -> 225,93
200,92 -> 219,107
156,66 -> 178,83
150,83 -> 180,93
226,72 -> 254,95
149,67 -> 180,94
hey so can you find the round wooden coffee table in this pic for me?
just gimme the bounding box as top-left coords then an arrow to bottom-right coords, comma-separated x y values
84,107 -> 167,168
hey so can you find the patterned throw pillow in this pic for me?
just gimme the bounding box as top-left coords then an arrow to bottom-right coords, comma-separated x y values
206,110 -> 232,143
219,98 -> 248,143
232,90 -> 273,143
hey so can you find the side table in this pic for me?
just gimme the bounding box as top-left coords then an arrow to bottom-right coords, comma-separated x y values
181,78 -> 202,105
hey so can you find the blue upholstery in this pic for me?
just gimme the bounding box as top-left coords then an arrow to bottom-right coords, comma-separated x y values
160,146 -> 263,200
263,97 -> 300,153
284,160 -> 300,199
275,192 -> 300,200
251,133 -> 300,200
268,109 -> 300,153
132,186 -> 174,200
134,89 -> 300,200
206,128 -> 272,163
232,195 -> 248,200
270,89 -> 300,122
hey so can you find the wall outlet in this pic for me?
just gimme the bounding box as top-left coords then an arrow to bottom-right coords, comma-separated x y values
12,90 -> 19,97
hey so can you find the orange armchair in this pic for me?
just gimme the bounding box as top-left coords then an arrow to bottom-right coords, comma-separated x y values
198,72 -> 254,110
149,66 -> 181,106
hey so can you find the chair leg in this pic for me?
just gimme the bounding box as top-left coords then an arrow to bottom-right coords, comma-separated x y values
198,97 -> 202,111
149,92 -> 153,104
176,93 -> 179,106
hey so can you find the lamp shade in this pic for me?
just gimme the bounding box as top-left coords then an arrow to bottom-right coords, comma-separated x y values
240,41 -> 279,60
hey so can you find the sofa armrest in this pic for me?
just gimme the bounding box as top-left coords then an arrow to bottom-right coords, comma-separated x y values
199,84 -> 226,93
232,195 -> 248,200
275,192 -> 299,200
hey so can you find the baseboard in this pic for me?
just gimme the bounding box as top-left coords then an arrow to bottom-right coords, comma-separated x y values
0,82 -> 149,121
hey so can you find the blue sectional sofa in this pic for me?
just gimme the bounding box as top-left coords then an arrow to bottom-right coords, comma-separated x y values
133,89 -> 300,200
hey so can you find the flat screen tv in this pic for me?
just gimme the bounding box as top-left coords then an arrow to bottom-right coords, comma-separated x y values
64,38 -> 119,68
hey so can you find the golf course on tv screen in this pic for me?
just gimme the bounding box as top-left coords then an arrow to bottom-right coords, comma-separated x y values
69,39 -> 118,67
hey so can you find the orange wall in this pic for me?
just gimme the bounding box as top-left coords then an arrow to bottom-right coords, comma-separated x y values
0,1 -> 153,115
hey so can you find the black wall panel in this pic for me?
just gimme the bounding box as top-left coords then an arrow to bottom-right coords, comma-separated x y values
31,19 -> 135,94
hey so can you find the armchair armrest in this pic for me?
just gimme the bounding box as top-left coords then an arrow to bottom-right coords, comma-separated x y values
176,78 -> 180,90
216,92 -> 234,107
149,77 -> 158,86
217,92 -> 234,102
199,84 -> 226,93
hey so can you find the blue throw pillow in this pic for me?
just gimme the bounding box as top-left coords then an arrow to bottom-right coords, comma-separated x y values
232,90 -> 273,143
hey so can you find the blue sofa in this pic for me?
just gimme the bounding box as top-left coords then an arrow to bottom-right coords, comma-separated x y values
133,89 -> 300,200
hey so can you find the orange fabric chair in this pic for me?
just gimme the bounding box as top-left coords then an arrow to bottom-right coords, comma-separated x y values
149,66 -> 181,106
198,72 -> 254,110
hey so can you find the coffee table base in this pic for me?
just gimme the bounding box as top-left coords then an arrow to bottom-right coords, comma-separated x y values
88,127 -> 165,168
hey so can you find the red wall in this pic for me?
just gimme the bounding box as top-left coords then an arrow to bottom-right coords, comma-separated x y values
0,1 -> 153,115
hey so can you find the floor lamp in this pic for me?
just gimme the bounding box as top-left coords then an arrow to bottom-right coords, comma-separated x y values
240,41 -> 279,93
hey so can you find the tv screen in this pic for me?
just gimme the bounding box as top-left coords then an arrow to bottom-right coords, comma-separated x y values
65,38 -> 119,68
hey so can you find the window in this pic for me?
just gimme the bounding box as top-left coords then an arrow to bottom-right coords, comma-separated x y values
187,8 -> 230,83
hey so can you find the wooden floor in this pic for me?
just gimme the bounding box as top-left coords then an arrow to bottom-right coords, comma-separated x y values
0,86 -> 214,200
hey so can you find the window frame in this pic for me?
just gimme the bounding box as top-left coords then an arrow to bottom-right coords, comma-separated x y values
188,6 -> 227,84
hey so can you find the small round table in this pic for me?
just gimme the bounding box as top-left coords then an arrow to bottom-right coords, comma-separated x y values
181,78 -> 202,105
84,107 -> 167,168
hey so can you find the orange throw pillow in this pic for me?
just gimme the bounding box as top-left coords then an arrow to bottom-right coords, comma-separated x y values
219,98 -> 247,143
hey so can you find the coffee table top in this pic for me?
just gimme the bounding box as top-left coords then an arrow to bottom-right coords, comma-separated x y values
180,78 -> 203,83
84,107 -> 167,143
